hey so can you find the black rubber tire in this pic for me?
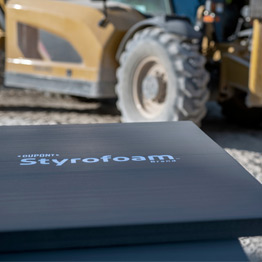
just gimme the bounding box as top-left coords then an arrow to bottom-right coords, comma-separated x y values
115,27 -> 209,125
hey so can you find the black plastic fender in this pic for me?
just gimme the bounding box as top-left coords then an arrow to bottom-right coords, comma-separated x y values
116,16 -> 202,61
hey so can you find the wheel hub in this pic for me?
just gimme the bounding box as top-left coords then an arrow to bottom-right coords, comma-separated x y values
142,75 -> 160,100
133,57 -> 167,119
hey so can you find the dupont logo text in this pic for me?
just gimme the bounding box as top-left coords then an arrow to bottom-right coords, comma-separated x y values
17,154 -> 180,166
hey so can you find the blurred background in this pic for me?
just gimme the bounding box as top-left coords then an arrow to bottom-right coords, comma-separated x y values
0,0 -> 261,260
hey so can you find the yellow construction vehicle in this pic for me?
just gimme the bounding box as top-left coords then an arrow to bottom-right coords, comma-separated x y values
0,0 -> 261,125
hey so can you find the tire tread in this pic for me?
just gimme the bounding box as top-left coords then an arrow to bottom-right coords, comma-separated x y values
116,27 -> 210,125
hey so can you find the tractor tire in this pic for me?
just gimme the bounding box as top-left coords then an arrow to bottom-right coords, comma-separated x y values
115,27 -> 209,125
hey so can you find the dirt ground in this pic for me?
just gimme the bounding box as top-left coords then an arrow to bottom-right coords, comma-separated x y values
0,87 -> 262,261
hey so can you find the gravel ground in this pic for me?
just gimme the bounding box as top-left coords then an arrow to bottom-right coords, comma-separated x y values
0,88 -> 262,261
201,100 -> 262,261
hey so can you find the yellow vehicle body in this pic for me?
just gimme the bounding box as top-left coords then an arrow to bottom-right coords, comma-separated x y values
0,0 -> 261,124
219,18 -> 262,108
4,0 -> 144,97
249,19 -> 262,105
0,0 -> 5,12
